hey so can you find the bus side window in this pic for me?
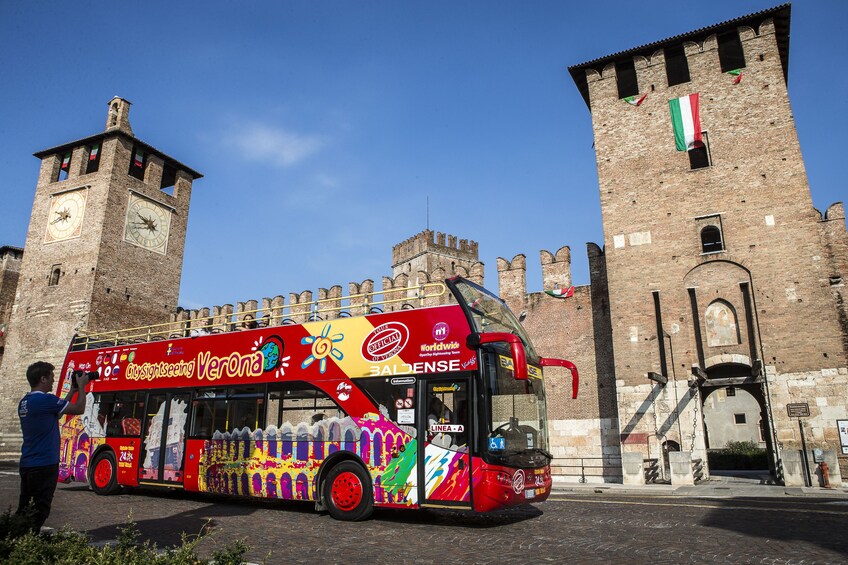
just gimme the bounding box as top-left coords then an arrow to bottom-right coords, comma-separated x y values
269,383 -> 345,431
265,391 -> 281,429
227,385 -> 264,432
106,391 -> 143,437
190,388 -> 227,438
355,377 -> 416,438
97,393 -> 116,436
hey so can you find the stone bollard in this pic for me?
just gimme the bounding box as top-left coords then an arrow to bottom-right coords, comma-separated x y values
781,450 -> 807,486
669,451 -> 694,485
622,452 -> 645,485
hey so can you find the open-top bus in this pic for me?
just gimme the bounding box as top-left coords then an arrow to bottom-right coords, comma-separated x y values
57,277 -> 577,520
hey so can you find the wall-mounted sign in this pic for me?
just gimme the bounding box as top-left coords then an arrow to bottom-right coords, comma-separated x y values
787,403 -> 810,418
838,420 -> 848,456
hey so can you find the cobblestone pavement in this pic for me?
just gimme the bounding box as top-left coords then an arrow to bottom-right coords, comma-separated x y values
1,472 -> 847,564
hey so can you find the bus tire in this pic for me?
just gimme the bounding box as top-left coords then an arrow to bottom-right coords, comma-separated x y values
90,451 -> 120,495
322,461 -> 373,521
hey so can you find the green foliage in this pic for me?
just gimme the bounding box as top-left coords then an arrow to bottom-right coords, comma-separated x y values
708,441 -> 769,470
723,441 -> 764,456
0,508 -> 251,565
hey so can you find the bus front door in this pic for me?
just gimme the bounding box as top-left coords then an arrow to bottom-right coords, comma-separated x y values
139,392 -> 190,485
419,377 -> 472,508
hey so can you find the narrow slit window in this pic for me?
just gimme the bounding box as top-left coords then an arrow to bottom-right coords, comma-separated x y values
86,143 -> 101,174
718,30 -> 746,73
57,153 -> 71,182
160,163 -> 177,195
128,145 -> 146,181
48,265 -> 62,286
665,44 -> 690,86
615,59 -> 639,99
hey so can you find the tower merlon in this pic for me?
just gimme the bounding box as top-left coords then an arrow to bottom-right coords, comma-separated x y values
568,6 -> 790,110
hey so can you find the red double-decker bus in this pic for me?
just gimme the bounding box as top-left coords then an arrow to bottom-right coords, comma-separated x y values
56,277 -> 577,520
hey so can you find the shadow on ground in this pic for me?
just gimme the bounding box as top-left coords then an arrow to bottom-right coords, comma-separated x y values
698,497 -> 848,557
79,485 -> 541,548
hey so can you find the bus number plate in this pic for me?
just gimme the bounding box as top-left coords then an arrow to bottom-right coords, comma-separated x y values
524,488 -> 535,499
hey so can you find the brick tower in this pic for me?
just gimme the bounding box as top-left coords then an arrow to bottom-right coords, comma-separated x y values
0,98 -> 202,453
392,230 -> 482,283
569,5 -> 848,482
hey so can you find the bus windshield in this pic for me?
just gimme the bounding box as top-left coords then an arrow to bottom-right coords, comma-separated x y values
483,345 -> 550,467
451,279 -> 538,360
451,279 -> 550,467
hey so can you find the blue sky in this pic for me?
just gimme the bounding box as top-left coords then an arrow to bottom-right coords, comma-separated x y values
1,1 -> 845,310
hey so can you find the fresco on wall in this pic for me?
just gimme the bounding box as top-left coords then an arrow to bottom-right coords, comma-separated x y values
705,300 -> 740,347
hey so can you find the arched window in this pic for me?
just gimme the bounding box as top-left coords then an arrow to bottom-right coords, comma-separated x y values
700,225 -> 723,253
704,300 -> 740,346
48,265 -> 61,286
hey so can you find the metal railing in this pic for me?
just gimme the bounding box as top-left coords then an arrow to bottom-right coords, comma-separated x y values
551,456 -> 623,483
72,281 -> 448,350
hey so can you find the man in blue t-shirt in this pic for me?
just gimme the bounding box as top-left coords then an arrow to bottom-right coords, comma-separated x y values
17,361 -> 89,532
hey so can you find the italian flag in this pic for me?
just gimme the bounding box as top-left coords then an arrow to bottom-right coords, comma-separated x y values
133,149 -> 144,168
545,286 -> 574,299
61,154 -> 70,169
728,68 -> 743,84
89,144 -> 99,160
668,93 -> 701,151
624,94 -> 647,106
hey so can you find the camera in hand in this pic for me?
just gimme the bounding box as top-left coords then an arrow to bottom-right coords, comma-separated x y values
71,369 -> 99,386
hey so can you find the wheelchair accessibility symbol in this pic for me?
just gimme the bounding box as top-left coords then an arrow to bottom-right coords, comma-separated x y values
488,437 -> 505,451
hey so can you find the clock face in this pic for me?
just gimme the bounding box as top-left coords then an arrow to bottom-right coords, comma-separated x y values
124,193 -> 171,254
45,189 -> 87,243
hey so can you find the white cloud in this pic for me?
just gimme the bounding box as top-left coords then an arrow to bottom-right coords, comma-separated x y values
226,122 -> 324,167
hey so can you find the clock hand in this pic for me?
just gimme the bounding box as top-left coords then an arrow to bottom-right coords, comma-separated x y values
51,209 -> 71,224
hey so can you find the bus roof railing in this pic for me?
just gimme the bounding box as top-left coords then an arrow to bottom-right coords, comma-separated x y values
72,281 -> 448,350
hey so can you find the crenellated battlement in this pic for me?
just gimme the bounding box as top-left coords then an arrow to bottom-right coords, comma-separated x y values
496,246 -> 575,305
570,8 -> 788,110
392,229 -> 479,267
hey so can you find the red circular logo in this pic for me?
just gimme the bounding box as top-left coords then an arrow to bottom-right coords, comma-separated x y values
361,322 -> 409,362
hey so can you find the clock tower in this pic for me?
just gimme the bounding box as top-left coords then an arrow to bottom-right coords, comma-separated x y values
0,98 -> 202,453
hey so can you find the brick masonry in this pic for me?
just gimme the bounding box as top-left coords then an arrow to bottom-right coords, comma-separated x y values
571,6 -> 848,482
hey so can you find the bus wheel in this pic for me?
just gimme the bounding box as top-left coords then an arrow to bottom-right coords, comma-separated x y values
91,451 -> 120,495
323,461 -> 373,521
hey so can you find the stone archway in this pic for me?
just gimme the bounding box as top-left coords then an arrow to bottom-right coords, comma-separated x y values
700,362 -> 775,479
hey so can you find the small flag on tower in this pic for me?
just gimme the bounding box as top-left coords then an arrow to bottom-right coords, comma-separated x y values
624,94 -> 647,106
727,68 -> 743,84
133,149 -> 144,168
545,286 -> 574,299
89,144 -> 99,161
668,93 -> 702,151
60,153 -> 70,170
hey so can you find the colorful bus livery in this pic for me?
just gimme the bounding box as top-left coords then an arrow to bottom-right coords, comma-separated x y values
57,278 -> 578,520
